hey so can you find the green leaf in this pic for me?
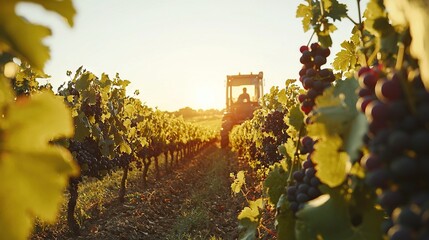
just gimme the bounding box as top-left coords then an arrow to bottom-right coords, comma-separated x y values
324,0 -> 348,21
238,198 -> 263,240
74,112 -> 91,141
296,187 -> 384,240
0,0 -> 75,71
343,113 -> 368,162
0,75 -> 13,111
276,194 -> 296,240
317,33 -> 333,48
311,88 -> 352,136
332,78 -> 359,115
286,105 -> 304,133
363,0 -> 386,37
278,89 -> 287,106
313,135 -> 349,187
284,138 -> 296,161
0,90 -> 78,240
264,163 -> 288,206
75,72 -> 91,91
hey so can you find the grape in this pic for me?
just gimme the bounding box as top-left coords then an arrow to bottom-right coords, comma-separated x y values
358,66 -> 429,238
287,135 -> 321,214
300,45 -> 309,53
297,42 -> 334,115
359,72 -> 378,89
375,77 -> 403,101
258,110 -> 290,165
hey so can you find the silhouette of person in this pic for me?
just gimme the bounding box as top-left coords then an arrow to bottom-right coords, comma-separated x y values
237,87 -> 250,103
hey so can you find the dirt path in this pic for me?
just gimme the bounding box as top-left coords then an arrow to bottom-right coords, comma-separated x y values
34,144 -> 244,240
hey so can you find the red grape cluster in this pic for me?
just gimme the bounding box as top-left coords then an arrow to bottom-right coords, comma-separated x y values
357,66 -> 429,239
298,43 -> 336,114
286,43 -> 334,214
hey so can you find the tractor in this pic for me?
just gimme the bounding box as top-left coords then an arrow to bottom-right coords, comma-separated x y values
220,71 -> 264,148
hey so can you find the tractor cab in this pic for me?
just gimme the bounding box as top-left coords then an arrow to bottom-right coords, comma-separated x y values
221,72 -> 264,147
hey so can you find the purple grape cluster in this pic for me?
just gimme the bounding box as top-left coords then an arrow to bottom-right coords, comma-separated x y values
297,43 -> 336,114
69,138 -> 113,178
286,136 -> 322,213
258,110 -> 290,165
357,66 -> 429,239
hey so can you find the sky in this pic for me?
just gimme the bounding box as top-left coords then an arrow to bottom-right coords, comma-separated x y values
17,0 -> 362,111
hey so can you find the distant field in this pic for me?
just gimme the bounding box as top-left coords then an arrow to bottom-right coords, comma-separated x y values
187,115 -> 223,132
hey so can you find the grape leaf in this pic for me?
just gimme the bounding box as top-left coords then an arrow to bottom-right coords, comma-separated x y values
0,75 -> 13,110
296,2 -> 313,32
119,142 -> 132,154
384,0 -> 429,91
333,78 -> 359,112
74,112 -> 91,141
295,187 -> 384,240
333,40 -> 357,72
238,198 -> 263,240
231,170 -> 246,194
318,32 -> 333,48
264,163 -> 288,206
324,0 -> 347,21
343,113 -> 367,162
276,194 -> 296,240
286,105 -> 304,134
285,138 -> 296,161
0,90 -> 78,240
0,0 -> 75,71
363,0 -> 386,37
312,88 -> 351,136
277,89 -> 287,107
313,135 -> 349,187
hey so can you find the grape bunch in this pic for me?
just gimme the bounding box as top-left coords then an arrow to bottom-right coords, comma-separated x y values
357,66 -> 429,239
297,42 -> 336,114
285,43 -> 332,214
111,153 -> 133,169
69,138 -> 112,178
81,93 -> 103,121
262,110 -> 289,143
286,136 -> 321,212
259,110 -> 290,165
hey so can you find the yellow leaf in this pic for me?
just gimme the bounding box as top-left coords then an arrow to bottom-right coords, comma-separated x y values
231,170 -> 246,194
315,87 -> 343,107
238,198 -> 263,221
0,90 -> 78,240
313,135 -> 349,187
119,142 -> 132,154
66,95 -> 74,103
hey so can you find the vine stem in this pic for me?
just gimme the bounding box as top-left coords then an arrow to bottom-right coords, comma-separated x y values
287,121 -> 305,184
396,42 -> 417,114
395,42 -> 405,71
346,15 -> 358,26
307,31 -> 317,47
357,0 -> 362,25
319,0 -> 325,17
355,0 -> 369,67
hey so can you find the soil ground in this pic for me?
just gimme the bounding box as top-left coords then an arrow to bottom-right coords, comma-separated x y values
32,144 -> 246,240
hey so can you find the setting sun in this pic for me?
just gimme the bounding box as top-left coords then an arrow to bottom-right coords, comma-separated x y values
194,87 -> 224,110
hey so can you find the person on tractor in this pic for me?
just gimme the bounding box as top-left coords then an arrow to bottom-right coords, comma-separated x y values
237,87 -> 250,103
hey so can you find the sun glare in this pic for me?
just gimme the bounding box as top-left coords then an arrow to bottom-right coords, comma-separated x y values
194,88 -> 222,110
